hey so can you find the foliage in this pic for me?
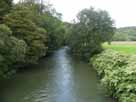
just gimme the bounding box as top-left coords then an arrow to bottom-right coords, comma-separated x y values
4,5 -> 48,64
40,12 -> 65,53
67,7 -> 115,60
0,24 -> 27,78
20,1 -> 65,53
90,50 -> 136,102
113,27 -> 136,41
0,0 -> 12,16
0,1 -> 65,78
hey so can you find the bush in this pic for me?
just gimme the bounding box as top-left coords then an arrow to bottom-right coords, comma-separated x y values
90,50 -> 136,102
0,24 -> 27,78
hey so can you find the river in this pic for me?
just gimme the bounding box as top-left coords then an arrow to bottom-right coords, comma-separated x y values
0,47 -> 115,102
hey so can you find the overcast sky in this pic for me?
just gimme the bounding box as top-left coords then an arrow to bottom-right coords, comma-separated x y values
14,0 -> 136,27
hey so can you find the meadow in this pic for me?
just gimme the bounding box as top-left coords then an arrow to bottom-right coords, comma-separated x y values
103,41 -> 136,54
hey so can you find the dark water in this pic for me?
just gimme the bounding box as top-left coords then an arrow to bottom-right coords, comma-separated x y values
0,47 -> 114,102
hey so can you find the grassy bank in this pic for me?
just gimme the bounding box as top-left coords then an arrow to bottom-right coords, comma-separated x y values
103,42 -> 136,54
90,50 -> 136,102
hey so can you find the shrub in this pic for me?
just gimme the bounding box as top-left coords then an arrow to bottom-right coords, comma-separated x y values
0,24 -> 27,78
90,50 -> 136,102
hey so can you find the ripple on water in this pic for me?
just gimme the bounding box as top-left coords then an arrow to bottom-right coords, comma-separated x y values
23,87 -> 49,102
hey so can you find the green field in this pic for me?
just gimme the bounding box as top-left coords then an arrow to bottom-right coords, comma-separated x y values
103,42 -> 136,54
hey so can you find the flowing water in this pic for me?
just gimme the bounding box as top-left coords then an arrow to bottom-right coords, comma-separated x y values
0,47 -> 115,102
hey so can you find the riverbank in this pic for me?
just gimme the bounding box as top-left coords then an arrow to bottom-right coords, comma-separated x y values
90,49 -> 136,102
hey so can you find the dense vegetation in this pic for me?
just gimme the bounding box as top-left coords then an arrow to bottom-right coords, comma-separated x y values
0,0 -> 12,22
113,27 -> 136,41
91,50 -> 136,102
66,8 -> 115,60
0,0 -> 65,78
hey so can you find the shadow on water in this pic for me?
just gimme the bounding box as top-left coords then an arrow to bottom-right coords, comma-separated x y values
0,47 -> 116,102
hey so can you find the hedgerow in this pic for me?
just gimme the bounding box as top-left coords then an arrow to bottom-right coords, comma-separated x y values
90,50 -> 136,102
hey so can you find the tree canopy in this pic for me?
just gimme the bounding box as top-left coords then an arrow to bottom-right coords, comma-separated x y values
0,1 -> 65,78
67,8 -> 115,60
0,0 -> 12,23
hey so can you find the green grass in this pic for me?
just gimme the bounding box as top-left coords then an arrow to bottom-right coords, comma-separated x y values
103,43 -> 136,54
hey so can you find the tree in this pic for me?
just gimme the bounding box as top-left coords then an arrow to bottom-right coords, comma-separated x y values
0,1 -> 66,78
67,7 -> 115,60
0,24 -> 27,77
113,27 -> 136,41
40,13 -> 65,53
4,5 -> 48,64
0,0 -> 12,23
19,0 -> 44,14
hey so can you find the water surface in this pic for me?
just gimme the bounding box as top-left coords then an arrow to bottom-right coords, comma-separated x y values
0,47 -> 114,102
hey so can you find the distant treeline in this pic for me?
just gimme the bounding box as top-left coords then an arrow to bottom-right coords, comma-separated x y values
113,27 -> 136,41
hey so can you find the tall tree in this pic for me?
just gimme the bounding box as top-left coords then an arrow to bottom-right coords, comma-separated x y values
67,7 -> 115,60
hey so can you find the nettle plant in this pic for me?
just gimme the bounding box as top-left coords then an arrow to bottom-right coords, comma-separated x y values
90,50 -> 136,102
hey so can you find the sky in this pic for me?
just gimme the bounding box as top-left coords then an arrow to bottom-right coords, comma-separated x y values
14,0 -> 136,27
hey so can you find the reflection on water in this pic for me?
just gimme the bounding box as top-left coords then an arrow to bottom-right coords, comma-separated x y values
0,47 -> 115,102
